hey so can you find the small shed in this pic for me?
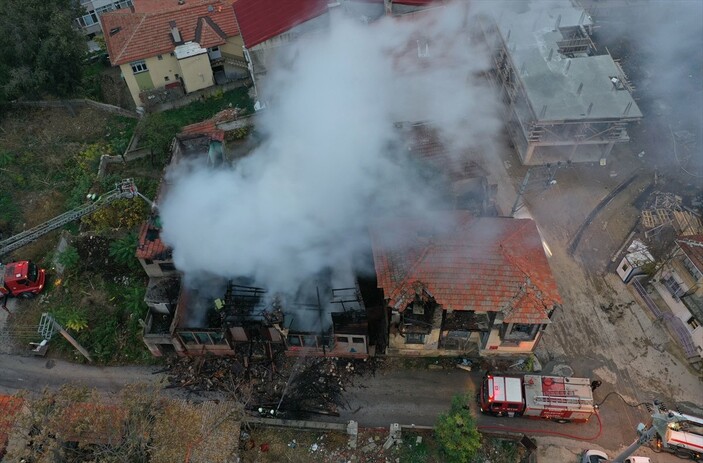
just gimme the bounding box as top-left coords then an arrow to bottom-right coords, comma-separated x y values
617,240 -> 655,283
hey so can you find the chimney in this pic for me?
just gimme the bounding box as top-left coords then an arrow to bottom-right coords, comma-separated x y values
169,21 -> 182,43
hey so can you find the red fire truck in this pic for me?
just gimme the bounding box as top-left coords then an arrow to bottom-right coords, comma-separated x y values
478,374 -> 596,423
0,261 -> 46,298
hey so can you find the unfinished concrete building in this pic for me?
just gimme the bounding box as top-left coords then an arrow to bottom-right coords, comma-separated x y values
486,2 -> 642,165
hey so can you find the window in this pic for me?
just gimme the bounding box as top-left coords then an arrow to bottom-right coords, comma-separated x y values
159,262 -> 176,272
352,337 -> 364,344
503,323 -> 539,341
170,52 -> 175,57
336,336 -> 349,343
27,262 -> 39,282
144,259 -> 153,265
179,332 -> 197,344
157,55 -> 163,60
195,332 -> 211,344
287,335 -> 302,347
130,60 -> 148,74
164,76 -> 169,81
621,262 -> 629,272
688,317 -> 701,330
302,335 -> 317,347
405,333 -> 425,344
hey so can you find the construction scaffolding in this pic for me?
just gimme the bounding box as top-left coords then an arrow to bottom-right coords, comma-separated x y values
482,2 -> 642,165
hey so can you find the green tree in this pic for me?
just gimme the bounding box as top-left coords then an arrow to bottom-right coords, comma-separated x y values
57,245 -> 80,271
139,113 -> 179,166
109,232 -> 139,269
434,393 -> 482,463
0,0 -> 86,102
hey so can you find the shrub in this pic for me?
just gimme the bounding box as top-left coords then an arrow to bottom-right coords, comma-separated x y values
434,394 -> 481,463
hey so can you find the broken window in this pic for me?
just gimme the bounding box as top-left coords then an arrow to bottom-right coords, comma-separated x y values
287,335 -> 302,347
159,262 -> 176,272
405,333 -> 425,344
502,323 -> 539,341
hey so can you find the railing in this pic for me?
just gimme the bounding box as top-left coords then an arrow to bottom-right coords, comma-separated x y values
632,279 -> 698,358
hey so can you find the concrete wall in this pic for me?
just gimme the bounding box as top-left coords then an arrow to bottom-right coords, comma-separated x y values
179,53 -> 215,94
220,35 -> 245,58
481,327 -> 540,355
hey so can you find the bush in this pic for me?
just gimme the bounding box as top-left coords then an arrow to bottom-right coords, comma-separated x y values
56,245 -> 80,271
434,394 -> 481,463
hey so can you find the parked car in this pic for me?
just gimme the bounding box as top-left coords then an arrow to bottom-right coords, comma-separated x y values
581,450 -> 651,463
582,450 -> 608,463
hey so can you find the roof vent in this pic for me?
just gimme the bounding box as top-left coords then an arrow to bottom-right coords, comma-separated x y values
208,4 -> 214,12
109,26 -> 121,36
178,0 -> 185,4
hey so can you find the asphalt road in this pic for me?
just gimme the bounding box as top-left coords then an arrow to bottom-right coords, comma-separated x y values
0,353 -> 685,461
0,353 -> 165,394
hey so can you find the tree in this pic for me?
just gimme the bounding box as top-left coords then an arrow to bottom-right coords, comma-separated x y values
434,393 -> 482,463
0,0 -> 85,102
139,113 -> 180,166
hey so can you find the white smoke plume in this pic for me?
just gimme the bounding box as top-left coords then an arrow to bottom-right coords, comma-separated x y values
159,2 -> 501,298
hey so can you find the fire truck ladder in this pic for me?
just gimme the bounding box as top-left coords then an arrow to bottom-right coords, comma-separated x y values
534,394 -> 593,407
0,179 -> 142,257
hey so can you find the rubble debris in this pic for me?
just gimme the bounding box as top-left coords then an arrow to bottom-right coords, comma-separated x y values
164,353 -> 382,419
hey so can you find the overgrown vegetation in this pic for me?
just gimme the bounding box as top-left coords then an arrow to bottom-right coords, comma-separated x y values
5,385 -> 243,463
160,86 -> 253,128
2,87 -> 252,364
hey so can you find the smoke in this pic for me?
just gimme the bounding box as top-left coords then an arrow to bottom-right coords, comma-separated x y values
590,0 -> 703,175
159,2 -> 501,301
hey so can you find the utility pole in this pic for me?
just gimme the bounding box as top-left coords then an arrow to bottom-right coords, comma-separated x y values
510,161 -> 570,217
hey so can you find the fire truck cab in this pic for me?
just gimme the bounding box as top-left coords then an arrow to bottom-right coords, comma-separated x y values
479,374 -> 524,417
0,261 -> 46,298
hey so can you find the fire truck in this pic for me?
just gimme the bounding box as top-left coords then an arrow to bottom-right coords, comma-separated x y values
478,374 -> 596,423
653,411 -> 703,461
0,179 -> 145,298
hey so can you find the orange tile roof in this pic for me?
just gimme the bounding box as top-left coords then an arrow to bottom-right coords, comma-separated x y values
101,0 -> 239,66
178,108 -> 241,141
136,221 -> 171,260
369,212 -> 560,324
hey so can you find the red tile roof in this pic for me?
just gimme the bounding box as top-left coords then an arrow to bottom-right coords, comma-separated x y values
232,0 -> 328,48
677,234 -> 703,273
101,0 -> 238,66
136,221 -> 170,260
369,212 -> 560,324
178,108 -> 241,141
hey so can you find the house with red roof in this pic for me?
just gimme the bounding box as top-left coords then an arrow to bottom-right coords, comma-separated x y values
369,212 -> 561,355
230,0 -> 443,96
232,0 -> 330,95
101,0 -> 247,108
649,235 -> 703,364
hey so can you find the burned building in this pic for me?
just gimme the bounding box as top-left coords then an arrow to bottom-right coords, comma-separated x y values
483,2 -> 642,165
370,211 -> 561,356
